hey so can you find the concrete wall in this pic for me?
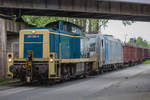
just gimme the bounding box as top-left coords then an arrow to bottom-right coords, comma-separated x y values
0,18 -> 7,78
7,33 -> 19,58
0,18 -> 28,78
7,34 -> 18,52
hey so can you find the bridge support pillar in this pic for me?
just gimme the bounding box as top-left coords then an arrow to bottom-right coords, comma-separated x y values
0,18 -> 7,78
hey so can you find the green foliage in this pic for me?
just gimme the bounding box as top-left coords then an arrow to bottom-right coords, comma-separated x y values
0,79 -> 12,85
22,16 -> 51,27
136,37 -> 149,48
22,16 -> 134,33
22,16 -> 109,33
148,44 -> 150,48
122,20 -> 135,26
128,37 -> 150,48
100,19 -> 109,29
143,59 -> 150,64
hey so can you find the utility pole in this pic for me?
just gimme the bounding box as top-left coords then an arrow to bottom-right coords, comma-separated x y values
124,33 -> 128,44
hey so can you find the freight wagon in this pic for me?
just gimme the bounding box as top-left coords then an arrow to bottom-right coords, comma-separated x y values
123,45 -> 149,65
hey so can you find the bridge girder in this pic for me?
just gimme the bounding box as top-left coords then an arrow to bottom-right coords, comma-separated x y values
0,0 -> 150,21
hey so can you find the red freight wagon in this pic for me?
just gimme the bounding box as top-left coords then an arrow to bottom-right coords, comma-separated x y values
133,47 -> 137,62
144,48 -> 148,59
136,47 -> 145,62
123,45 -> 134,64
142,48 -> 145,60
140,48 -> 144,61
137,47 -> 141,62
134,47 -> 138,62
123,45 -> 146,64
130,46 -> 133,62
123,45 -> 130,63
148,49 -> 150,58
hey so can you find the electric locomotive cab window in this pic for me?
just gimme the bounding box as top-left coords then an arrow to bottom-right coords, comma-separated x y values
102,40 -> 104,47
89,38 -> 96,52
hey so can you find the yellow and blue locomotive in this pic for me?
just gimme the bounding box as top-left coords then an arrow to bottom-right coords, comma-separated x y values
7,21 -> 97,83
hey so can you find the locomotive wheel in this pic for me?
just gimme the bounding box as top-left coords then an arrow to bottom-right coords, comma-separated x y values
39,74 -> 48,84
99,68 -> 104,74
20,77 -> 26,82
61,65 -> 71,81
82,73 -> 88,78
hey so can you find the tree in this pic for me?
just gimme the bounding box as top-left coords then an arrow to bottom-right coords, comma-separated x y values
97,19 -> 109,33
21,16 -> 135,34
22,16 -> 51,27
122,20 -> 135,26
128,37 -> 150,48
136,37 -> 149,48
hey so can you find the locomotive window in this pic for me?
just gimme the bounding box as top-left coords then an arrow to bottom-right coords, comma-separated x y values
89,38 -> 96,52
71,26 -> 77,33
90,43 -> 95,51
46,22 -> 59,30
64,22 -> 82,34
64,24 -> 78,33
64,23 -> 72,32
77,29 -> 82,34
102,40 -> 103,47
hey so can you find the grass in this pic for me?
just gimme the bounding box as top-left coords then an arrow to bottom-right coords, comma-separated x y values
0,78 -> 12,85
143,59 -> 150,64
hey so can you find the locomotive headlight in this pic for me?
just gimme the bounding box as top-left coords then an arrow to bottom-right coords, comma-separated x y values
7,54 -> 13,63
50,59 -> 54,63
8,58 -> 12,63
32,30 -> 36,34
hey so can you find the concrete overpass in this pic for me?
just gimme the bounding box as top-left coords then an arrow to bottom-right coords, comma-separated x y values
0,0 -> 150,21
100,0 -> 150,4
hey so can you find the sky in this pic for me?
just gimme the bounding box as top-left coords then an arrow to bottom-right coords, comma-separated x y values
101,20 -> 150,43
